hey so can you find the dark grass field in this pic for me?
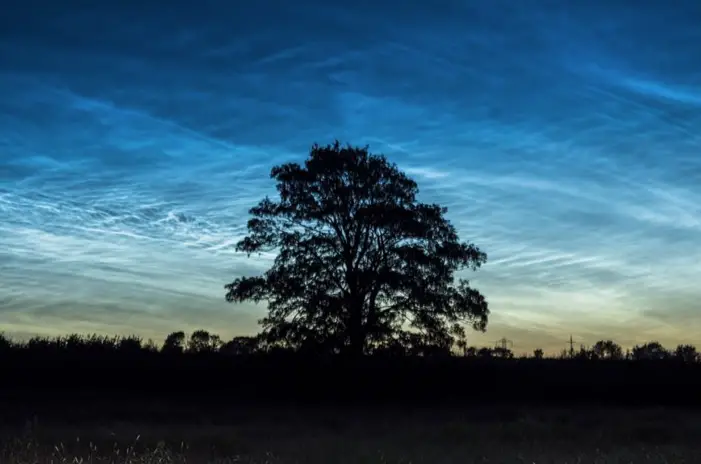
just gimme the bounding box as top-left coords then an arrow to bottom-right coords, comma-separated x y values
4,351 -> 701,462
3,405 -> 701,463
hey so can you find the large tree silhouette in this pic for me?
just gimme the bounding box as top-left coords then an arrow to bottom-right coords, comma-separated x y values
225,142 -> 489,357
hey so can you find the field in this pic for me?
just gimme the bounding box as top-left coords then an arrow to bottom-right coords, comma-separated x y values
3,406 -> 701,463
3,342 -> 701,463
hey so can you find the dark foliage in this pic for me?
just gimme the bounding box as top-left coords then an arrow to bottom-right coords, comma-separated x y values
224,142 -> 488,357
1,332 -> 701,425
591,340 -> 624,360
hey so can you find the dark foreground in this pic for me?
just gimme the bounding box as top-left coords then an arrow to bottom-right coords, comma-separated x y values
2,405 -> 701,463
3,354 -> 701,462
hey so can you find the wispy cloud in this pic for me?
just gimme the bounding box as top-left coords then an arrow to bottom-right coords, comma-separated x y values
1,0 -> 700,353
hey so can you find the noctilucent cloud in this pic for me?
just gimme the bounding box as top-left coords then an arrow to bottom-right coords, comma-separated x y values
1,1 -> 700,353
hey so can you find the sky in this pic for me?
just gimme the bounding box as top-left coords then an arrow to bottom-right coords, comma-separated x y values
1,1 -> 700,354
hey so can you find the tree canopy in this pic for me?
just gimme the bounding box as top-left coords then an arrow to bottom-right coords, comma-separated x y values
225,141 -> 489,356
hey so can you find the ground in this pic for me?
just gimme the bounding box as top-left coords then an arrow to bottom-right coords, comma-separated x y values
2,406 -> 700,463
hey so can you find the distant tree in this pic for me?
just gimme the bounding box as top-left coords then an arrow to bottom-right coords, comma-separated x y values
0,333 -> 12,352
464,346 -> 478,357
455,338 -> 468,357
533,348 -> 544,359
375,339 -> 408,357
492,346 -> 514,359
118,335 -> 143,354
161,331 -> 186,354
477,347 -> 493,358
187,330 -> 221,353
420,343 -> 453,358
631,341 -> 669,361
64,334 -> 85,352
574,345 -> 593,360
396,332 -> 453,357
143,338 -> 159,353
26,336 -> 52,353
591,340 -> 623,360
225,141 -> 489,357
220,335 -> 263,356
674,344 -> 698,363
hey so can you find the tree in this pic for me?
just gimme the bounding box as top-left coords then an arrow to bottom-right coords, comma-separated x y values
225,142 -> 489,357
455,338 -> 468,357
631,341 -> 669,361
674,344 -> 698,363
161,331 -> 186,354
591,340 -> 623,360
0,333 -> 12,352
465,346 -> 478,357
220,335 -> 264,356
117,335 -> 143,354
143,338 -> 159,353
533,348 -> 544,359
187,330 -> 221,353
492,346 -> 514,359
574,344 -> 593,360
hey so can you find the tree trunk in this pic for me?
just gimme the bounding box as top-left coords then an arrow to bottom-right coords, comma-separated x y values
347,300 -> 365,358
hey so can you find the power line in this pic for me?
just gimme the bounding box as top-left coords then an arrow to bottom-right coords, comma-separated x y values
494,337 -> 513,351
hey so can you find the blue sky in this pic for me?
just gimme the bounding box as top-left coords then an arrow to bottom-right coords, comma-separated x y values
1,1 -> 700,354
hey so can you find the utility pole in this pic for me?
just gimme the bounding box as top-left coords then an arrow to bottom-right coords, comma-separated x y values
568,335 -> 575,359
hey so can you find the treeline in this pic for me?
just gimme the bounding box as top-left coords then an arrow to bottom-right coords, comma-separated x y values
2,330 -> 701,418
1,330 -> 698,362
